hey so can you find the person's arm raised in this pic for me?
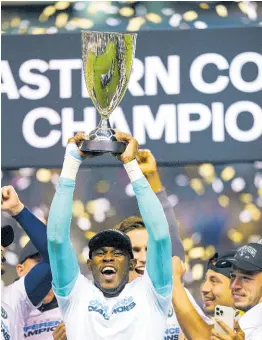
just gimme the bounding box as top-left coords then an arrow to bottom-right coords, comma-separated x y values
172,257 -> 213,340
1,186 -> 52,306
115,132 -> 172,297
47,132 -> 94,297
136,149 -> 185,261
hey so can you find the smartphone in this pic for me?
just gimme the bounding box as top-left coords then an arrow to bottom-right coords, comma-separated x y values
214,305 -> 235,335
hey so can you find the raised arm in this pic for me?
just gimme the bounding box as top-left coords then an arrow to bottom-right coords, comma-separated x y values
172,257 -> 213,340
115,133 -> 172,296
137,149 -> 185,261
47,133 -> 90,297
1,186 -> 52,306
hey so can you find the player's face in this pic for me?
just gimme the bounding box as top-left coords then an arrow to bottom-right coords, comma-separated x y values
1,245 -> 6,274
88,247 -> 132,295
200,269 -> 233,315
230,269 -> 262,312
126,228 -> 148,280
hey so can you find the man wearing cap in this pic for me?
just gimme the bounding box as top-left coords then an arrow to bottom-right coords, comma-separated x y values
171,250 -> 237,340
47,131 -> 172,340
14,241 -> 63,340
1,224 -> 21,340
212,242 -> 262,340
1,185 -> 53,338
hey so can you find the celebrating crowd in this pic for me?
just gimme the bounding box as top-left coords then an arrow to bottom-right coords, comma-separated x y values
1,131 -> 262,340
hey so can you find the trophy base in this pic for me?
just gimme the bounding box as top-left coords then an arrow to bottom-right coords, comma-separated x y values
80,140 -> 126,154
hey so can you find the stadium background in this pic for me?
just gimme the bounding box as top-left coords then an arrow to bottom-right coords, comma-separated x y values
1,0 -> 262,306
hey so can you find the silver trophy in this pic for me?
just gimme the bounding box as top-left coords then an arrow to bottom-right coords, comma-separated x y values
80,31 -> 137,153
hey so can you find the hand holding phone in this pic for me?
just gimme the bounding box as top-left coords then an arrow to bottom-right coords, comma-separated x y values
214,305 -> 235,335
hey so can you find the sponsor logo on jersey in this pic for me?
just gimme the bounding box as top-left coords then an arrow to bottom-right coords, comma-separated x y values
112,297 -> 136,315
88,297 -> 136,320
24,321 -> 60,337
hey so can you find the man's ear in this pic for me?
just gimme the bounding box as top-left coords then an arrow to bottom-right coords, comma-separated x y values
129,259 -> 137,271
16,264 -> 24,278
87,259 -> 92,272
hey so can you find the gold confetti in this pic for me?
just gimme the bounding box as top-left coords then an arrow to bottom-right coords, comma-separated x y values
216,4 -> 228,17
240,193 -> 253,203
36,169 -> 52,181
183,11 -> 198,21
85,231 -> 96,239
218,195 -> 230,208
245,204 -> 261,221
146,13 -> 162,24
55,1 -> 70,10
183,238 -> 194,251
39,13 -> 49,22
56,13 -> 69,28
189,247 -> 205,259
31,28 -> 47,35
43,5 -> 56,17
238,2 -> 248,15
72,200 -> 85,217
228,229 -> 243,243
70,18 -> 94,29
192,264 -> 204,280
221,167 -> 235,181
127,17 -> 145,31
190,178 -> 205,195
200,3 -> 209,10
11,17 -> 21,27
120,7 -> 134,17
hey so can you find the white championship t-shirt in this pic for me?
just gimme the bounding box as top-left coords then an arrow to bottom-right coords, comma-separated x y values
239,303 -> 262,340
23,307 -> 63,339
56,270 -> 171,340
2,277 -> 38,339
1,300 -> 21,340
165,288 -> 212,340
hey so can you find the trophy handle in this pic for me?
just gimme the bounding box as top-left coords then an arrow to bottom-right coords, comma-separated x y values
79,118 -> 126,154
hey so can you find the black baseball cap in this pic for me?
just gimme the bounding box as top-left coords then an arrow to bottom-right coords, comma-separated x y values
1,225 -> 14,247
19,241 -> 40,264
216,243 -> 262,272
89,229 -> 134,259
207,250 -> 236,278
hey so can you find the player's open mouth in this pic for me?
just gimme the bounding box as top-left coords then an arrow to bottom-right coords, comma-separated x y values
135,267 -> 144,275
101,266 -> 117,280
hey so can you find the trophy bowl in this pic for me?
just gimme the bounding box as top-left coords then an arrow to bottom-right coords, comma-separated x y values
80,31 -> 137,154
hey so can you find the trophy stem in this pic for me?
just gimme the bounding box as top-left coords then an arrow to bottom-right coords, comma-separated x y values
97,117 -> 112,130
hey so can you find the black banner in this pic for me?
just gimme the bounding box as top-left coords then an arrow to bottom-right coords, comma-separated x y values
2,27 -> 262,168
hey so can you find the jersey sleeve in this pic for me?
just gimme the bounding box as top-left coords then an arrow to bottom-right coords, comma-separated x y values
132,177 -> 172,297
